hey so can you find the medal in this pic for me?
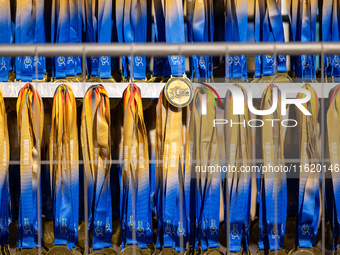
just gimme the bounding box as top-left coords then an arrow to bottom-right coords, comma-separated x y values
119,246 -> 144,255
202,248 -> 224,255
90,247 -> 118,255
288,247 -> 322,255
46,246 -> 74,255
164,76 -> 193,108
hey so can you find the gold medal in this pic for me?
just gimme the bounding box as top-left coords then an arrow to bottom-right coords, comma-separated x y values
288,246 -> 321,255
90,247 -> 118,255
119,246 -> 144,255
158,247 -> 179,255
255,249 -> 268,255
164,77 -> 193,108
268,249 -> 288,255
147,75 -> 163,83
46,246 -> 74,255
202,248 -> 224,255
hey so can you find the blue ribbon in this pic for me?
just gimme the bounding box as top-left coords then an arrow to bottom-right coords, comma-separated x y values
0,0 -> 12,82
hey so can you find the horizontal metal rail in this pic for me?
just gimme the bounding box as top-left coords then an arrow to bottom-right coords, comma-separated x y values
0,82 -> 336,98
0,42 -> 339,56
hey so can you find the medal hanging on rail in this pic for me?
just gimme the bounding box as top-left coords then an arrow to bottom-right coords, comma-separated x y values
51,0 -> 82,82
0,90 -> 10,254
85,0 -> 114,82
289,84 -> 321,255
256,85 -> 288,255
47,84 -> 80,255
81,85 -> 115,255
119,84 -> 153,255
184,84 -> 223,255
163,0 -> 193,108
15,0 -> 46,82
224,85 -> 252,255
15,84 -> 46,255
225,0 -> 248,82
0,0 -> 13,82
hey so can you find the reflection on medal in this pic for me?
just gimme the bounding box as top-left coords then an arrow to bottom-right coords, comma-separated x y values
288,247 -> 322,255
90,248 -> 118,255
164,77 -> 193,107
46,246 -> 73,255
119,246 -> 144,255
202,248 -> 224,255
159,248 -> 179,255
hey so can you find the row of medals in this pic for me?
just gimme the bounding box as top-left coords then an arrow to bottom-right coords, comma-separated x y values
2,72 -> 327,255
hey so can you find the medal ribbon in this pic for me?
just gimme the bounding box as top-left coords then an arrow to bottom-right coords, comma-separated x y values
189,85 -> 220,250
121,84 -> 151,249
165,0 -> 186,77
17,83 -> 44,249
225,0 -> 248,80
81,85 -> 112,250
260,85 -> 287,251
327,85 -> 340,251
0,0 -> 12,82
123,0 -> 147,80
15,0 -> 46,81
224,85 -> 251,253
296,84 -> 320,248
262,0 -> 286,76
50,84 -> 79,250
0,90 -> 10,247
155,92 -> 186,251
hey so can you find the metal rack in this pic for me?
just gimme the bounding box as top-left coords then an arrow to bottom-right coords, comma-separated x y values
1,42 -> 340,98
1,42 -> 336,255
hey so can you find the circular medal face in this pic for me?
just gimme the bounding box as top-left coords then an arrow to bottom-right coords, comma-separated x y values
159,248 -> 179,255
47,246 -> 73,255
14,249 -> 38,255
164,77 -> 193,108
288,247 -> 318,255
101,248 -> 118,255
119,247 -> 144,255
152,250 -> 161,255
202,249 -> 224,255
268,250 -> 288,255
255,250 -> 268,255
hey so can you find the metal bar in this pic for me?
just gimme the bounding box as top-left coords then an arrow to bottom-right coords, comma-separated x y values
1,42 -> 340,57
0,82 -> 337,98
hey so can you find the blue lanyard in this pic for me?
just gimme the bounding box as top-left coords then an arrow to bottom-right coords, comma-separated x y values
123,0 -> 147,80
0,0 -> 12,82
193,0 -> 208,80
52,0 -> 70,79
15,0 -> 46,81
262,0 -> 286,76
225,0 -> 247,80
165,0 -> 186,77
116,0 -> 128,78
153,0 -> 170,77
